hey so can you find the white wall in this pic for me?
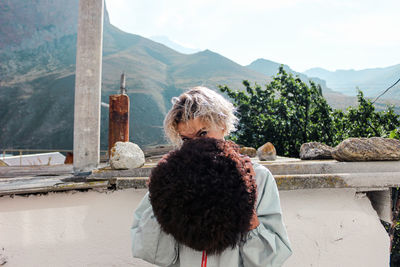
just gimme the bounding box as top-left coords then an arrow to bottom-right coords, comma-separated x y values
281,188 -> 389,266
0,188 -> 389,266
0,189 -> 152,267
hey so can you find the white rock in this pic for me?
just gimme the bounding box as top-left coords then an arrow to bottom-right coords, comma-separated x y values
110,142 -> 145,170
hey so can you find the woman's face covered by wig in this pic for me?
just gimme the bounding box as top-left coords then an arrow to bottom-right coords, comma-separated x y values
148,137 -> 257,254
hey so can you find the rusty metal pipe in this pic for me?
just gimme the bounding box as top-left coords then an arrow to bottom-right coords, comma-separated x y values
108,94 -> 130,158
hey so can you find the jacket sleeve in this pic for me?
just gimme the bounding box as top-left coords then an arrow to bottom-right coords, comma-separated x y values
131,192 -> 179,266
239,164 -> 292,266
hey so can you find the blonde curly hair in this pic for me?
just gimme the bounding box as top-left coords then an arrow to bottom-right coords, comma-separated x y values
163,86 -> 238,146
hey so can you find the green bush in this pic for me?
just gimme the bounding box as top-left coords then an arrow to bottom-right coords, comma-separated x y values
219,66 -> 400,157
219,66 -> 400,264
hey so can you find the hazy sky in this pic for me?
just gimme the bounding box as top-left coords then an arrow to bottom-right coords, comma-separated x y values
106,0 -> 400,72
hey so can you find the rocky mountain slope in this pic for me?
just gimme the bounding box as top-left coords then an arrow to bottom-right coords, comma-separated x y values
2,1 -> 398,151
149,35 -> 201,54
304,65 -> 400,99
0,0 -> 269,150
247,59 -> 330,92
247,58 -> 400,111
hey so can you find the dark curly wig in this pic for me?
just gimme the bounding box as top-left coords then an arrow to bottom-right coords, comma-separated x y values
148,137 -> 257,254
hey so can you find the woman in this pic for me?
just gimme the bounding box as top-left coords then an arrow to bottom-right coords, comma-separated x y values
131,86 -> 292,266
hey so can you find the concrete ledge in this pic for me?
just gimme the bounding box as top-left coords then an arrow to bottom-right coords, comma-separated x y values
88,160 -> 400,178
2,160 -> 400,195
275,172 -> 400,190
91,172 -> 400,191
90,167 -> 152,178
115,177 -> 147,189
86,160 -> 400,191
262,160 -> 400,175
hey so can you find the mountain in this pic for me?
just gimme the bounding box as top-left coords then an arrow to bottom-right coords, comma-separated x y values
149,36 -> 201,54
304,65 -> 400,100
247,58 -> 331,93
246,58 -> 400,111
2,2 -> 398,151
246,59 -> 355,109
0,0 -> 270,150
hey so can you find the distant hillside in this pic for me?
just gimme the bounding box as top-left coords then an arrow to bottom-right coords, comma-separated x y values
247,59 -> 330,92
150,36 -> 201,54
0,0 -> 270,150
2,2 -> 398,151
304,65 -> 400,100
246,58 -> 400,111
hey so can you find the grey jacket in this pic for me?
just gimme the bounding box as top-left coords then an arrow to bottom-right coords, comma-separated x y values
131,163 -> 292,266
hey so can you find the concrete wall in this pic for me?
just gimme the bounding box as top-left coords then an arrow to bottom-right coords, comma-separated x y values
0,188 -> 389,266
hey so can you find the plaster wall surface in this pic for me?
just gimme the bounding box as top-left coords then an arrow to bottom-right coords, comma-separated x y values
0,188 -> 389,266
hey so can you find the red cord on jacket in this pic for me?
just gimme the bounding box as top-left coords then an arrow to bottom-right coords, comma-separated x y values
201,250 -> 207,267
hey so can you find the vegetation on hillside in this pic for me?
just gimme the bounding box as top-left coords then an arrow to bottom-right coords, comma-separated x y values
219,66 -> 400,157
219,66 -> 400,266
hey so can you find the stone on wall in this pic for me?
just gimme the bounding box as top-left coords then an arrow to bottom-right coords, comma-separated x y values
110,142 -> 145,170
332,137 -> 400,161
257,142 -> 277,161
300,142 -> 334,160
239,147 -> 257,157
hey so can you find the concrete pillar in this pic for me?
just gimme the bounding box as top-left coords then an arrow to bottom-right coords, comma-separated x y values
73,0 -> 104,173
